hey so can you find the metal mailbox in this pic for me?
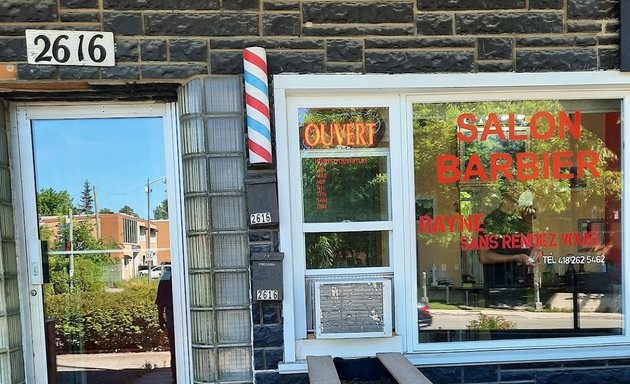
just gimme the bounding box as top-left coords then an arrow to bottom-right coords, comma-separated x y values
245,176 -> 279,228
251,252 -> 283,301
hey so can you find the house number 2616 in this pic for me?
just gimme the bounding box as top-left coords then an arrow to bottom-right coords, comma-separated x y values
250,212 -> 272,225
26,30 -> 115,67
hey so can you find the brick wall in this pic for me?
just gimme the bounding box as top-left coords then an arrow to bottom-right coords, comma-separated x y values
0,0 -> 621,82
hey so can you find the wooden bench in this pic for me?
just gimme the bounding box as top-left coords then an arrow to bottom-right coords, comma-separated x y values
377,352 -> 433,384
306,355 -> 342,384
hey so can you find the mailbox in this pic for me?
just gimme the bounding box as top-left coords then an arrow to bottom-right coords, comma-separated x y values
251,252 -> 283,301
245,176 -> 279,228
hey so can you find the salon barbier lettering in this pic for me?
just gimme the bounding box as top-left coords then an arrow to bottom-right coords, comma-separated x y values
418,214 -> 600,251
437,111 -> 600,183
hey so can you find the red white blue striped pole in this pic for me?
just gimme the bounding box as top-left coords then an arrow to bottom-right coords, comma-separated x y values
243,47 -> 272,164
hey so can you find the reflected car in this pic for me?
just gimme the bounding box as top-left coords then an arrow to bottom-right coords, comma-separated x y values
417,302 -> 433,328
149,265 -> 171,279
137,265 -> 149,276
138,265 -> 171,279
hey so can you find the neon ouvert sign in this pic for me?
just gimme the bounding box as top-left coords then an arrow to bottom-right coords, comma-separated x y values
302,122 -> 378,148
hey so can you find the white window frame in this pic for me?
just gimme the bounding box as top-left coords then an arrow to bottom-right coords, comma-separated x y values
9,102 -> 191,384
277,94 -> 407,364
275,71 -> 630,372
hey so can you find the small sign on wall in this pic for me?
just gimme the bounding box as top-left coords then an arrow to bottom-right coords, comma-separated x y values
25,29 -> 115,67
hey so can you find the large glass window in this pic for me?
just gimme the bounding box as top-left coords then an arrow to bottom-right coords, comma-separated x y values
413,100 -> 623,343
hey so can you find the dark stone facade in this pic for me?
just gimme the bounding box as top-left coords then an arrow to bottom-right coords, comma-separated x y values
416,359 -> 630,384
0,0 -> 619,80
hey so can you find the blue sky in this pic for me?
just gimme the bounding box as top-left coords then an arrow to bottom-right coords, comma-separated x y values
32,117 -> 167,219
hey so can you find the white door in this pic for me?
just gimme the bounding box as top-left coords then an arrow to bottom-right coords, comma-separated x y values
11,103 -> 188,384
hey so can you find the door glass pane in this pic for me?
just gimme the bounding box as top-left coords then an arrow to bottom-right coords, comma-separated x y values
32,118 -> 176,383
413,100 -> 623,343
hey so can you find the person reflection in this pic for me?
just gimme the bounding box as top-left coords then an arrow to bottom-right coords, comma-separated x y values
156,268 -> 176,383
479,186 -> 541,267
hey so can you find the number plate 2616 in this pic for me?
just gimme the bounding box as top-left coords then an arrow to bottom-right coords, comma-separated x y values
26,29 -> 115,67
256,289 -> 279,300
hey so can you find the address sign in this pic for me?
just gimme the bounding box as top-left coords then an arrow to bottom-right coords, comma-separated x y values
26,29 -> 115,67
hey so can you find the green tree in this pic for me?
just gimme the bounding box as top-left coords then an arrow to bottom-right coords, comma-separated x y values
98,208 -> 113,214
78,180 -> 94,214
54,218 -> 119,266
39,224 -> 54,243
46,255 -> 105,295
45,218 -> 121,296
37,188 -> 74,216
153,199 -> 168,220
119,205 -> 139,217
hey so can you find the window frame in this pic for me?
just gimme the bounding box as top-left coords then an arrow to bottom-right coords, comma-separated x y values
274,72 -> 630,372
405,92 -> 627,361
277,94 -> 406,362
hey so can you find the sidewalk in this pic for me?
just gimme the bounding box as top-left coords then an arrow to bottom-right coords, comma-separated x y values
56,351 -> 172,384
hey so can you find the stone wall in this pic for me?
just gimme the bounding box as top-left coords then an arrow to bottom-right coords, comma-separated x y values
423,359 -> 630,384
0,0 -> 620,82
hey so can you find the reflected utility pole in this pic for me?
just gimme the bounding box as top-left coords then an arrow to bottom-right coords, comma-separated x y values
94,185 -> 101,239
68,208 -> 74,291
146,176 -> 166,281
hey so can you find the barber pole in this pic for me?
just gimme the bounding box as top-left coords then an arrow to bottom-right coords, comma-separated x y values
243,47 -> 272,164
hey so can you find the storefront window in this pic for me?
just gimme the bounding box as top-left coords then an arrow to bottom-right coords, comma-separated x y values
300,107 -> 391,270
413,100 -> 623,342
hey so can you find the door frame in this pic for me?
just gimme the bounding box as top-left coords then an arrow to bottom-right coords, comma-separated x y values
9,102 -> 190,384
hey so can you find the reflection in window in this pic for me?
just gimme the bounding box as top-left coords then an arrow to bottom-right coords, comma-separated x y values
306,231 -> 389,269
413,100 -> 623,343
302,157 -> 388,223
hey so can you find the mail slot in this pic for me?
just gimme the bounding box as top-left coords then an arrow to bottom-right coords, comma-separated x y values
245,176 -> 279,228
251,252 -> 283,301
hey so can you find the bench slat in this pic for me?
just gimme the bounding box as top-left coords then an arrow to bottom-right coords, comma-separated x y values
377,352 -> 432,384
306,355 -> 342,384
